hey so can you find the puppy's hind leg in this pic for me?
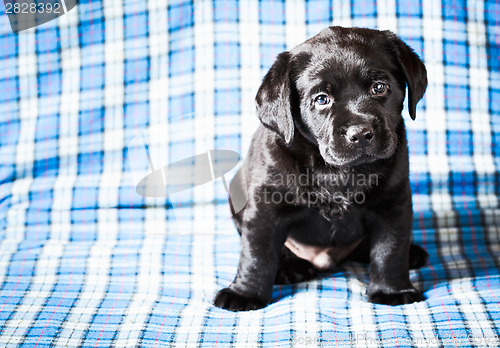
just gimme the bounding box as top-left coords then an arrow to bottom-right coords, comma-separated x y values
409,243 -> 429,269
274,246 -> 318,284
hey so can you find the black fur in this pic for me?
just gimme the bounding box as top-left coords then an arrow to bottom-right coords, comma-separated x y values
214,27 -> 428,311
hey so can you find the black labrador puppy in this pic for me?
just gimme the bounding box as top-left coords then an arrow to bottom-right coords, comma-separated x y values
214,27 -> 429,311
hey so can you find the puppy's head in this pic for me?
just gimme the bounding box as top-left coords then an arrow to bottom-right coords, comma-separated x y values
256,27 -> 427,167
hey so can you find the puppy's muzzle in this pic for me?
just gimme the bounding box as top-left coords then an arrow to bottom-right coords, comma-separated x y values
345,125 -> 374,147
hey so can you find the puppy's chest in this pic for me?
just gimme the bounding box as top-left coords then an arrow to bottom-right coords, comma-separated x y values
286,170 -> 379,219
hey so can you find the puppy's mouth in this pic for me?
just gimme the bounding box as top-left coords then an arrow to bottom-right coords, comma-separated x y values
319,146 -> 395,167
323,152 -> 378,167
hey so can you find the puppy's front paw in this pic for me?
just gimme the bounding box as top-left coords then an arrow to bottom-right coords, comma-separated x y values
368,288 -> 424,306
213,288 -> 267,311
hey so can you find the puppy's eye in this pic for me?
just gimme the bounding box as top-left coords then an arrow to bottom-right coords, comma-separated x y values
315,94 -> 331,106
371,82 -> 388,95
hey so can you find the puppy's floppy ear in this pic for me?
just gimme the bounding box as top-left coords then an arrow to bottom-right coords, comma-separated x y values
388,33 -> 428,120
255,52 -> 294,144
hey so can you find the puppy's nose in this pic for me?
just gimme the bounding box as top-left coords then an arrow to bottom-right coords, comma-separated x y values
345,125 -> 374,146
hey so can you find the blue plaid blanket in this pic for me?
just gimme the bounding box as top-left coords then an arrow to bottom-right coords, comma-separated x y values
1,0 -> 500,346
